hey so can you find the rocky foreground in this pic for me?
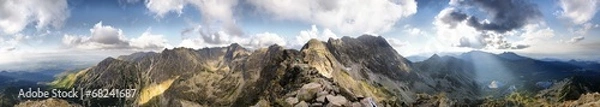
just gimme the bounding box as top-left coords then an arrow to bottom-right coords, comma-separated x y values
6,35 -> 600,107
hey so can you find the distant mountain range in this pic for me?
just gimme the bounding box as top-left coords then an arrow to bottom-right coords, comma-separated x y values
3,35 -> 600,106
0,69 -> 65,83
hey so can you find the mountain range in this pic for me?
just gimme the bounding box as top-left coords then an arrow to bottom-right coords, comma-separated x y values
2,35 -> 600,107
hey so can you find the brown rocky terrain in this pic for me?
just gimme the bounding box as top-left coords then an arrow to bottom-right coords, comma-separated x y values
9,35 -> 600,107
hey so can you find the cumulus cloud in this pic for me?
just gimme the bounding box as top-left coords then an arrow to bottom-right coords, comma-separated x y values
144,0 -> 186,18
436,8 -> 469,28
386,38 -> 410,48
0,0 -> 69,34
178,31 -> 286,49
247,32 -> 286,49
178,25 -> 287,49
453,29 -> 532,49
130,31 -> 170,49
249,0 -> 417,35
435,0 -> 544,49
444,0 -> 542,33
557,0 -> 600,25
435,8 -> 486,49
573,23 -> 598,36
62,22 -> 169,50
179,25 -> 341,50
293,25 -> 338,48
517,24 -> 556,46
145,0 -> 243,37
88,22 -> 129,45
178,25 -> 245,48
402,25 -> 426,36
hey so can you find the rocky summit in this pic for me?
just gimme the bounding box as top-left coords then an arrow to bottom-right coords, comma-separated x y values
7,35 -> 600,107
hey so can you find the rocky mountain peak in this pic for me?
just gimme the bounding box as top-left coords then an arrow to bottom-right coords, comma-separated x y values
300,39 -> 338,78
498,52 -> 527,60
117,52 -> 158,62
430,54 -> 441,60
355,34 -> 392,48
225,43 -> 250,62
229,43 -> 242,48
302,39 -> 327,50
324,35 -> 413,80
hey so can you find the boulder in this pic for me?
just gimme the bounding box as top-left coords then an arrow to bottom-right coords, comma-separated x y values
316,95 -> 327,103
298,83 -> 323,101
351,102 -> 362,107
286,97 -> 299,105
360,97 -> 377,107
311,103 -> 323,107
286,91 -> 298,97
326,95 -> 348,106
302,82 -> 323,90
317,90 -> 329,97
339,88 -> 357,101
295,101 -> 309,107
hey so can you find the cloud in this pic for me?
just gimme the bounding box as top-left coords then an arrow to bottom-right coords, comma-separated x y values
246,32 -> 287,49
130,31 -> 170,49
145,0 -> 243,36
249,0 -> 417,35
453,29 -> 534,49
179,31 -> 288,49
0,0 -> 69,34
435,0 -> 544,50
88,22 -> 129,45
573,23 -> 598,36
557,0 -> 600,25
178,28 -> 286,49
567,36 -> 585,44
435,8 -> 488,49
119,0 -> 143,5
386,38 -> 410,48
402,25 -> 426,36
178,25 -> 244,47
436,8 -> 469,28
0,33 -> 33,52
516,24 -> 556,46
444,0 -> 542,33
62,22 -> 169,50
293,25 -> 338,48
510,44 -> 530,49
144,0 -> 186,18
178,29 -> 247,49
456,34 -> 486,49
0,37 -> 16,52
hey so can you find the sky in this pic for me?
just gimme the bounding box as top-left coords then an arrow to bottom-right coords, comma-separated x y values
1,0 -> 600,70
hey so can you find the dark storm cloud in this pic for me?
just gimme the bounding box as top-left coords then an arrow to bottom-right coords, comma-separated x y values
442,0 -> 541,49
449,0 -> 543,33
440,10 -> 469,28
510,44 -> 530,49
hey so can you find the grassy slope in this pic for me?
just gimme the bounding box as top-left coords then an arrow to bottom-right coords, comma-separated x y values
49,68 -> 89,89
